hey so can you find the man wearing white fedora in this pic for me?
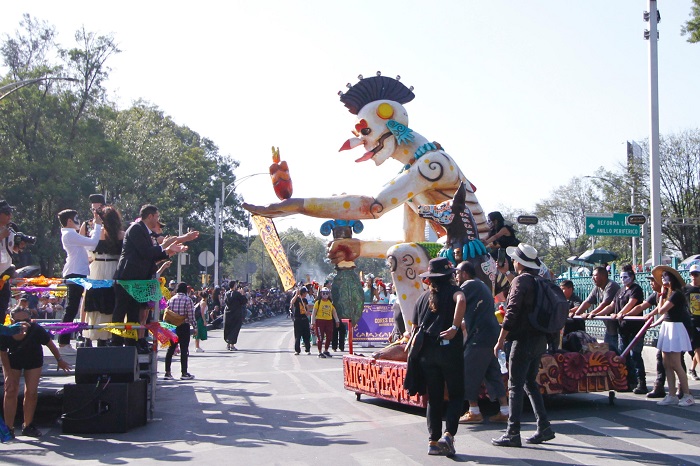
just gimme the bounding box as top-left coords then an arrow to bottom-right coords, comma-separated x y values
492,243 -> 555,448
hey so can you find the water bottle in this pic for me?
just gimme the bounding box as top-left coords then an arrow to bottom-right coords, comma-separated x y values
497,349 -> 508,374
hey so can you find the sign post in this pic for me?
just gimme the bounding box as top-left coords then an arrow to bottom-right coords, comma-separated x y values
585,213 -> 641,237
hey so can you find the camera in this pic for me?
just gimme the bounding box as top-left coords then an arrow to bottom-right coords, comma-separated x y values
14,232 -> 37,245
8,223 -> 36,245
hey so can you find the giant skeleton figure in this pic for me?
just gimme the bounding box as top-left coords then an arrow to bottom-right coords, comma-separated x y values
244,74 -> 495,329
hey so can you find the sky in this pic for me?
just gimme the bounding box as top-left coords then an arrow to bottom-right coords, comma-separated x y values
2,1 -> 699,244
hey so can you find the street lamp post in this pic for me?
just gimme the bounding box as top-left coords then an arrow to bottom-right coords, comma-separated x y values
213,172 -> 267,286
0,77 -> 78,101
645,0 -> 662,266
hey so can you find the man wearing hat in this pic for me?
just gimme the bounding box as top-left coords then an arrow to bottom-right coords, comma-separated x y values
0,200 -> 18,320
492,244 -> 555,448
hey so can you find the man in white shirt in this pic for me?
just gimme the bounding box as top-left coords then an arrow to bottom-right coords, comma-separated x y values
57,208 -> 102,352
0,200 -> 17,320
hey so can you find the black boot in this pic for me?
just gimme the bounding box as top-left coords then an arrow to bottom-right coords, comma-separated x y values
633,378 -> 648,395
646,382 -> 666,398
526,426 -> 556,444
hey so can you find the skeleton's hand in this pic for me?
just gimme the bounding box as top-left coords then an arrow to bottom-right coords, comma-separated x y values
242,199 -> 304,217
327,238 -> 362,264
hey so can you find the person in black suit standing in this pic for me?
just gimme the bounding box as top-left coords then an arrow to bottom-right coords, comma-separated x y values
111,205 -> 198,348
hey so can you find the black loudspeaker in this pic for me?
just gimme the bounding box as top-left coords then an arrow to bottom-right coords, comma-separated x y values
62,379 -> 147,433
74,346 -> 138,384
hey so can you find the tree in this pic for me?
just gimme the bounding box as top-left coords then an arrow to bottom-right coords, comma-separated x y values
0,16 -> 247,282
682,0 -> 700,43
655,130 -> 700,256
225,227 -> 335,288
0,15 -> 112,274
534,178 -> 599,270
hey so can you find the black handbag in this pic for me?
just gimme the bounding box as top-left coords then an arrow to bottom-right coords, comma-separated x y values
406,326 -> 426,359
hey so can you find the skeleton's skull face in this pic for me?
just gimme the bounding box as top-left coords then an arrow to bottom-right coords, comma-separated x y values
352,100 -> 409,166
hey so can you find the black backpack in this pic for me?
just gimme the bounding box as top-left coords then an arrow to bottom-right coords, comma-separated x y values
528,276 -> 569,334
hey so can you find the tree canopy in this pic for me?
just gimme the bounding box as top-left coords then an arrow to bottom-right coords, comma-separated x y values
0,15 -> 247,285
682,0 -> 700,43
2,15 -> 700,288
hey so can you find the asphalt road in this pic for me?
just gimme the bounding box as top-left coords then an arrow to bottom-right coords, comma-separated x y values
2,315 -> 699,465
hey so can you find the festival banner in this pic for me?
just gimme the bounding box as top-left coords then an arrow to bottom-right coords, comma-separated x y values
352,303 -> 394,343
251,215 -> 296,291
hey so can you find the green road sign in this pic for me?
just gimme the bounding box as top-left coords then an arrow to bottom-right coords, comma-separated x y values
585,212 -> 641,237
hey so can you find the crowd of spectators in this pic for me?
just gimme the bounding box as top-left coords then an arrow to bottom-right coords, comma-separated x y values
187,283 -> 292,328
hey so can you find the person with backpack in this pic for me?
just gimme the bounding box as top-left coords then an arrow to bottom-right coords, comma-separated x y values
223,281 -> 248,351
492,243 -> 555,448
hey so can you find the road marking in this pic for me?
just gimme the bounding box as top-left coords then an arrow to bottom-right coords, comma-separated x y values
568,417 -> 700,465
351,447 -> 423,465
623,409 -> 700,434
455,435 -> 530,465
553,432 -> 647,466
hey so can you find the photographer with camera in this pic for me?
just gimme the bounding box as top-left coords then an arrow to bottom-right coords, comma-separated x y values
0,200 -> 37,320
57,208 -> 102,354
79,194 -> 105,238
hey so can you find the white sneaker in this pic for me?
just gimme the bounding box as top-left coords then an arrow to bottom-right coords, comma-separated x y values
657,395 -> 680,406
678,394 -> 696,407
59,345 -> 77,354
195,347 -> 204,353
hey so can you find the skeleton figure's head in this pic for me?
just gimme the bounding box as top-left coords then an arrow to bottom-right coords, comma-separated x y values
349,100 -> 409,166
338,74 -> 415,166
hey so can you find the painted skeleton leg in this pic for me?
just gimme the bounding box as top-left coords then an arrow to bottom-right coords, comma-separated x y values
387,242 -> 431,331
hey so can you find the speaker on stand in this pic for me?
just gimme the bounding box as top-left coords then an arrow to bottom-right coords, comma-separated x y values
62,347 -> 147,434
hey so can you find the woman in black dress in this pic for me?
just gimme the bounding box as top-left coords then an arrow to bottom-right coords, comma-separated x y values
409,257 -> 466,457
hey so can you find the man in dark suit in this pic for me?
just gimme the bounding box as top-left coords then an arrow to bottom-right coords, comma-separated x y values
111,204 -> 197,348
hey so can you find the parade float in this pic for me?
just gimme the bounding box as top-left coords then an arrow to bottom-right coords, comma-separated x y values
244,73 -> 628,407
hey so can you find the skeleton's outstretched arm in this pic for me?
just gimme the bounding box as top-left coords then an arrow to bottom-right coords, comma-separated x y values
243,194 -> 385,220
243,158 -> 449,220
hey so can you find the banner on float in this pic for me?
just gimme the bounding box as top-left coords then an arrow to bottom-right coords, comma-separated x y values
251,215 -> 296,291
353,303 -> 394,343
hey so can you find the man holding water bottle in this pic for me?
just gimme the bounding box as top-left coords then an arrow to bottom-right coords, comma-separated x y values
492,244 -> 555,448
455,261 -> 509,424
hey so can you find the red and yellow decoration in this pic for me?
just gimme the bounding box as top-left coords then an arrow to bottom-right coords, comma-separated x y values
269,146 -> 293,200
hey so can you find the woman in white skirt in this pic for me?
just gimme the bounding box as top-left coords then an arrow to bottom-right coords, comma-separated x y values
650,265 -> 694,407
